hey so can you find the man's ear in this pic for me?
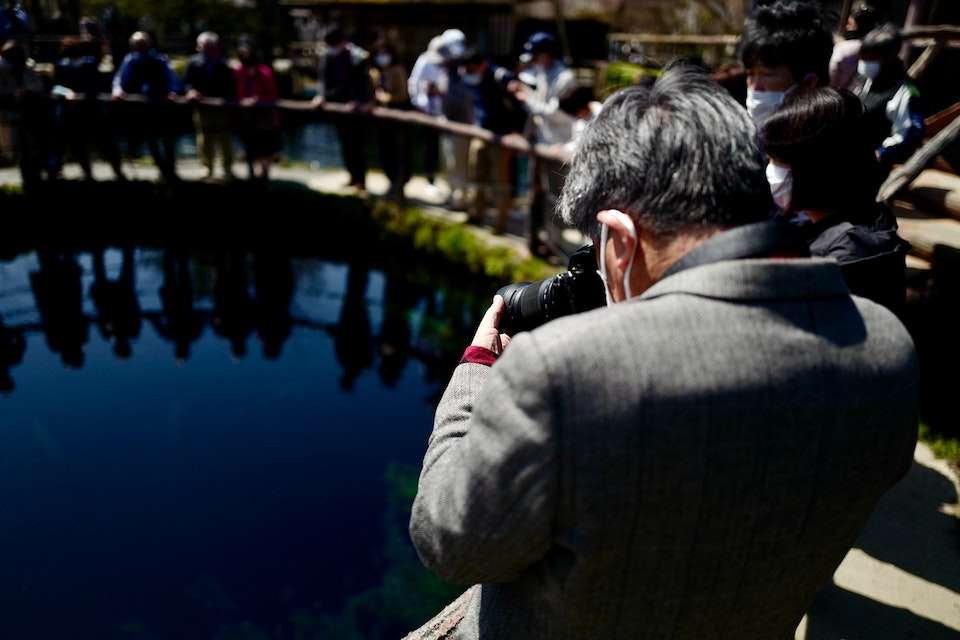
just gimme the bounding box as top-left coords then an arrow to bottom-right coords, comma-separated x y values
596,210 -> 638,272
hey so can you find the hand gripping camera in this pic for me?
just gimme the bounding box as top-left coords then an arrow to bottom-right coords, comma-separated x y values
496,245 -> 607,336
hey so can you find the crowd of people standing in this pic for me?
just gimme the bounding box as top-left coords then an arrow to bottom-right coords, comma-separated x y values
1,15 -> 283,188
0,0 -> 935,279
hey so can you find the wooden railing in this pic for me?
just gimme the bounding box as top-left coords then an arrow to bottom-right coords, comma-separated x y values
65,92 -> 573,166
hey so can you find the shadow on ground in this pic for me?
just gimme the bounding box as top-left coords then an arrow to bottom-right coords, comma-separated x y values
801,455 -> 960,639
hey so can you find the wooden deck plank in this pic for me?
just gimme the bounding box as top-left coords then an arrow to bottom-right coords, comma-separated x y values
896,217 -> 960,259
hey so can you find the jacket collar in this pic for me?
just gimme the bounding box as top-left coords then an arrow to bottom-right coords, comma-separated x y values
639,258 -> 850,302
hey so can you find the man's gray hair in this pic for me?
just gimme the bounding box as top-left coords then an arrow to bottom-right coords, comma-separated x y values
558,66 -> 772,240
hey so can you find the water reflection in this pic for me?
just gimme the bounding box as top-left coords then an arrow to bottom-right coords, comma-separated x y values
91,247 -> 141,360
1,247 -> 486,390
0,244 -> 485,638
31,250 -> 88,368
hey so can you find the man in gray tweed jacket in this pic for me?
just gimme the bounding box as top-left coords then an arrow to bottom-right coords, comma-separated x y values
407,67 -> 918,639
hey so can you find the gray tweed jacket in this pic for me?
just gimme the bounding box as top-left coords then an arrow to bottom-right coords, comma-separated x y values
408,258 -> 918,640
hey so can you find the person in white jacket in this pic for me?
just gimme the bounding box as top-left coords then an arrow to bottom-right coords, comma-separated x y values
408,29 -> 466,194
513,32 -> 577,146
510,32 -> 577,253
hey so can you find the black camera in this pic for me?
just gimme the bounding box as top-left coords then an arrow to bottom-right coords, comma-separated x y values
496,245 -> 607,336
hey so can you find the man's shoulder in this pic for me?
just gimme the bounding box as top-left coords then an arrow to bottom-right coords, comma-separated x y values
526,259 -> 914,375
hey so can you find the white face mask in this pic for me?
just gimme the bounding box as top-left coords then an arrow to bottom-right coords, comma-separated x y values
858,60 -> 882,80
597,210 -> 637,305
462,72 -> 481,86
766,162 -> 793,211
747,86 -> 791,123
375,53 -> 392,68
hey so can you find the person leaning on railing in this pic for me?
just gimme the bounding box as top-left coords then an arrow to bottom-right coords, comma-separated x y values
183,31 -> 238,181
235,37 -> 281,182
371,40 -> 411,199
111,31 -> 179,182
0,40 -> 51,190
53,35 -> 125,181
314,24 -> 373,192
510,31 -> 577,255
459,50 -> 525,234
851,23 -> 925,175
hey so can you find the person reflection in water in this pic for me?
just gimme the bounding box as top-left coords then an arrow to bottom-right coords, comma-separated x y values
0,318 -> 26,393
212,252 -> 255,360
253,254 -> 294,360
90,247 -> 141,359
29,250 -> 89,368
378,274 -> 419,387
329,263 -> 373,391
151,251 -> 204,364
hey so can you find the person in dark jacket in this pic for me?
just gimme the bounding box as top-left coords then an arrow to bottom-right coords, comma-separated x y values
183,31 -> 237,180
112,31 -> 179,181
0,1 -> 29,43
315,25 -> 372,190
54,35 -> 125,180
851,23 -> 924,173
459,51 -> 523,233
371,40 -> 410,198
761,87 -> 910,314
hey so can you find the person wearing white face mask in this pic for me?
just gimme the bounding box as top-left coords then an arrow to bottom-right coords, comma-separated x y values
316,24 -> 373,190
852,24 -> 925,173
762,86 -> 909,314
457,51 -> 523,234
370,40 -> 411,198
406,67 -> 918,640
829,1 -> 881,90
739,0 -> 834,124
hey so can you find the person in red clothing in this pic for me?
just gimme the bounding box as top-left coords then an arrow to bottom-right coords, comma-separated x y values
235,38 -> 282,181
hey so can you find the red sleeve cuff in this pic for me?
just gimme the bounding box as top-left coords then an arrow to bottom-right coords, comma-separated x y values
460,346 -> 499,367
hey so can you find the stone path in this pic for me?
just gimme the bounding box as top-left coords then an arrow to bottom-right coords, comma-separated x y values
796,444 -> 960,639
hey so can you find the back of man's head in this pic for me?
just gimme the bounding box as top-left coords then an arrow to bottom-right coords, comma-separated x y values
559,66 -> 772,240
740,0 -> 834,87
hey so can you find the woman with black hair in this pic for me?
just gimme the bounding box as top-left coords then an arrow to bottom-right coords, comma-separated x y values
761,86 -> 910,314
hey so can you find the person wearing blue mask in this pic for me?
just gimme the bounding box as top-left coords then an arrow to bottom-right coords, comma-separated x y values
739,0 -> 833,124
852,23 -> 925,173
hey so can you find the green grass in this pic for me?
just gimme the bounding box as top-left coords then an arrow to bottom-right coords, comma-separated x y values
603,62 -> 661,96
918,423 -> 960,462
372,202 -> 559,284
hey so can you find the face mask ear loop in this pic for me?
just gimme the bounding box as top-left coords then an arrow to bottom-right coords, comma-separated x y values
598,223 -> 614,306
604,210 -> 638,301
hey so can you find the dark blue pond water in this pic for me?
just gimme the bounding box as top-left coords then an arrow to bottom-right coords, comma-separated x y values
0,246 -> 479,638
